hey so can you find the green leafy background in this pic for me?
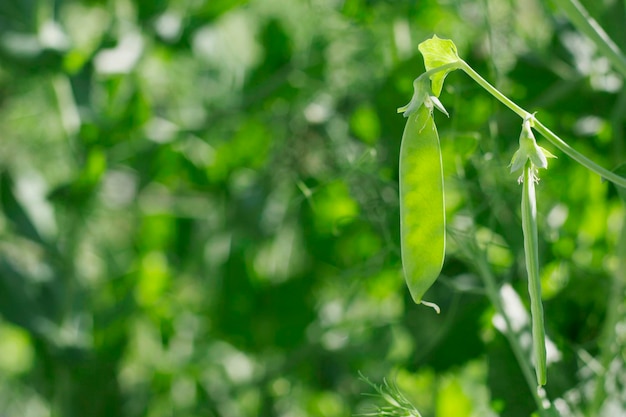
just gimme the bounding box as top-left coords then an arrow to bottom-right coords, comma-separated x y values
0,0 -> 625,416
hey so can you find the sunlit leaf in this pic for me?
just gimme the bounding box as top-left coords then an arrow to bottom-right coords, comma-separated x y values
417,35 -> 461,97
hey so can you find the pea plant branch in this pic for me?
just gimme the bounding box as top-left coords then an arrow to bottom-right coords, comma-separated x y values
397,35 -> 626,393
458,60 -> 626,188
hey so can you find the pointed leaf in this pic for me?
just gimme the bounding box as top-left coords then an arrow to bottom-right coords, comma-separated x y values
429,95 -> 449,117
0,172 -> 45,244
397,77 -> 430,117
418,35 -> 461,96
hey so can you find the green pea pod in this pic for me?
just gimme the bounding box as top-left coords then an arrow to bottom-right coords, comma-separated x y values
399,104 -> 445,309
522,162 -> 547,386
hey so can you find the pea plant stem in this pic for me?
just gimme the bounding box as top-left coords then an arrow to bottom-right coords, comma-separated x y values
531,121 -> 626,188
522,163 -> 548,387
590,211 -> 626,414
455,60 -> 626,189
418,62 -> 463,83
458,60 -> 529,119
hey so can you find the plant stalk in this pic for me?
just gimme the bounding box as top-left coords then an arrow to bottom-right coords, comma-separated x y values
455,60 -> 626,188
589,203 -> 626,415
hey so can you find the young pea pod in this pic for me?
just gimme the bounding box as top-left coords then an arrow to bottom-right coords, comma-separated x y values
511,117 -> 553,386
399,101 -> 446,309
522,161 -> 547,387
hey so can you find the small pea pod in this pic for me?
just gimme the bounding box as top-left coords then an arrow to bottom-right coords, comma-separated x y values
511,117 -> 551,386
522,161 -> 547,387
399,104 -> 445,309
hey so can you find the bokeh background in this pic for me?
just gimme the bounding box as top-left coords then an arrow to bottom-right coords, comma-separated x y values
1,0 -> 625,416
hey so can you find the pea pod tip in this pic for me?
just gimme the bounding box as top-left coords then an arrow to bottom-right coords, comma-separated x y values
419,300 -> 441,314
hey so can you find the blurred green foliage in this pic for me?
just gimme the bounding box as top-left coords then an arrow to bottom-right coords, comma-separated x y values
0,0 -> 625,416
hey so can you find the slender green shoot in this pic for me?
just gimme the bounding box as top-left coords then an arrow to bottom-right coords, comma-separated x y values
458,60 -> 528,119
550,0 -> 626,78
590,185 -> 626,414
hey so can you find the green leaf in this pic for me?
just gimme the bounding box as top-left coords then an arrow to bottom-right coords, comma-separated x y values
0,171 -> 45,245
397,77 -> 430,117
0,259 -> 45,335
418,35 -> 461,97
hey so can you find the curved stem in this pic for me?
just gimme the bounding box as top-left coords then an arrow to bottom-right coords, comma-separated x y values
532,121 -> 626,188
458,60 -> 529,119
419,61 -> 463,82
453,60 -> 626,188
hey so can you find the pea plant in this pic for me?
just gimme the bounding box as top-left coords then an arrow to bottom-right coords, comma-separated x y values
363,35 -> 626,417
